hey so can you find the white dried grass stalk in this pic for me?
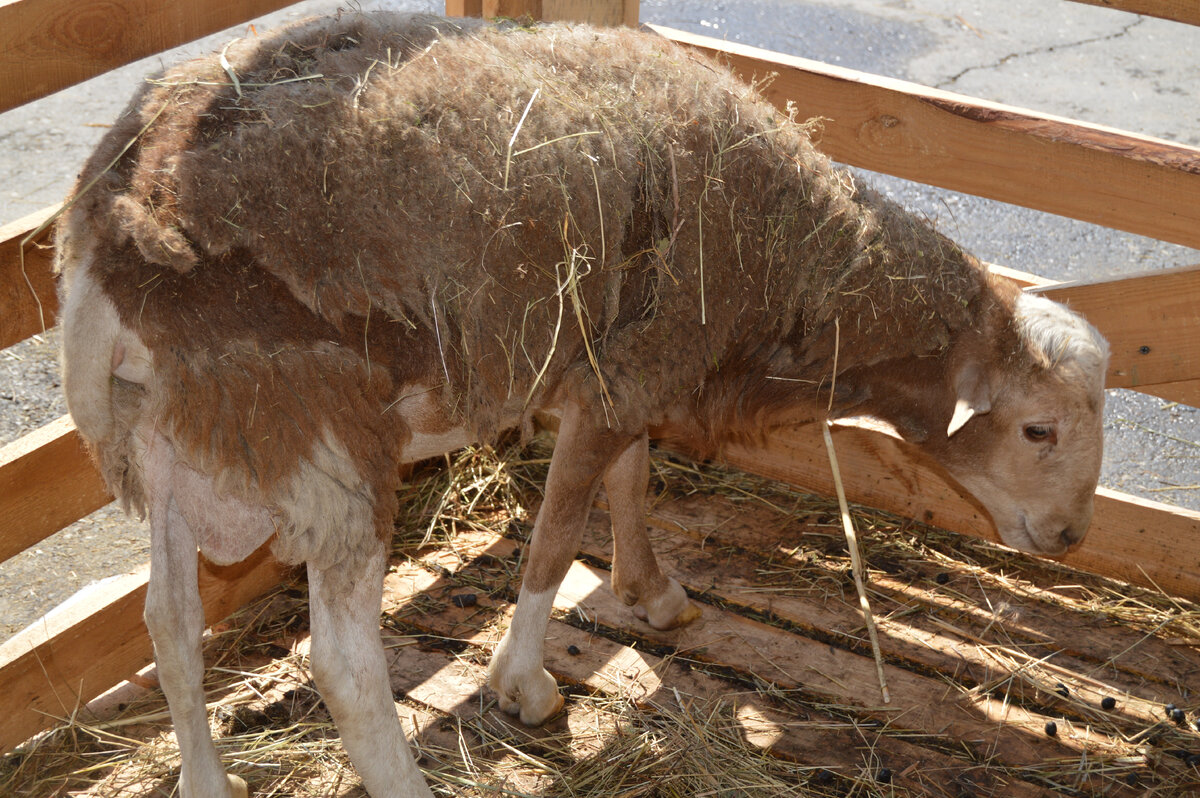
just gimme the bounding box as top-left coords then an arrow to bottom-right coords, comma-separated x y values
822,420 -> 890,705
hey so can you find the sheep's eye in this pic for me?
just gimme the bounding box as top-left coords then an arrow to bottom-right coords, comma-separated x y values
1024,424 -> 1054,443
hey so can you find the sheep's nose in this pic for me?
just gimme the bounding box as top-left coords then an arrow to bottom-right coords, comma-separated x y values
1060,524 -> 1088,552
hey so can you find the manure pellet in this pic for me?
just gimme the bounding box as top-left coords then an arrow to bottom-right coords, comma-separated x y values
934,572 -> 950,585
451,593 -> 478,608
811,769 -> 834,784
1044,720 -> 1058,737
1054,683 -> 1069,698
1100,696 -> 1116,710
1170,707 -> 1187,724
876,768 -> 893,783
1187,754 -> 1200,768
1124,772 -> 1139,787
566,644 -> 581,656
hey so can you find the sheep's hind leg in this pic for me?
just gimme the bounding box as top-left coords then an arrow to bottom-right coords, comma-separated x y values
606,433 -> 701,630
487,401 -> 637,726
143,449 -> 247,797
308,539 -> 433,798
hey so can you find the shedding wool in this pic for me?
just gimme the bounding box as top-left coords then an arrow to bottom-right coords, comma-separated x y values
60,12 -> 1020,550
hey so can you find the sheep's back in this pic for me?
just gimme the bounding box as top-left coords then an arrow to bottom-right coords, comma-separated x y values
67,12 -> 986,477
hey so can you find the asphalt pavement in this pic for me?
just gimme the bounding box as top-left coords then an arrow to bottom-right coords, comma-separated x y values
1,0 -> 1198,635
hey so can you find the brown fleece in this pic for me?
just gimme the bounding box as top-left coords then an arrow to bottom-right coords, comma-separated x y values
59,12 -> 1022,541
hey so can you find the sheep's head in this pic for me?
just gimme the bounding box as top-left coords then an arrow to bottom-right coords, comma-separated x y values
930,293 -> 1109,557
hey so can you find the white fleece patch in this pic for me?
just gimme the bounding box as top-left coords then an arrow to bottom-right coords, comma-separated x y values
271,430 -> 377,569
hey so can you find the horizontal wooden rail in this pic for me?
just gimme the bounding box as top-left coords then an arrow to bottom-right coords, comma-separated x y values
0,416 -> 112,565
1035,263 -> 1200,404
992,263 -> 1200,405
0,543 -> 285,753
1067,0 -> 1200,27
688,421 -> 1200,603
652,25 -> 1200,252
0,0 -> 301,113
0,206 -> 58,350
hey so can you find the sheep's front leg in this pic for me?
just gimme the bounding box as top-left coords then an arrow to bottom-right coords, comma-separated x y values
308,539 -> 433,798
143,447 -> 247,797
606,433 -> 701,630
487,401 -> 635,726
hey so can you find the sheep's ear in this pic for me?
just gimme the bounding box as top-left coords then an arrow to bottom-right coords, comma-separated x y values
947,362 -> 992,438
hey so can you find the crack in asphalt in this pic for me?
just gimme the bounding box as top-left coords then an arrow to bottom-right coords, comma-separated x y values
936,15 -> 1145,89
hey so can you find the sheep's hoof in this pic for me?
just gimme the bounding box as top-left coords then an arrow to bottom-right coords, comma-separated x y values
494,675 -> 564,726
228,774 -> 249,798
630,577 -> 702,630
487,644 -> 564,727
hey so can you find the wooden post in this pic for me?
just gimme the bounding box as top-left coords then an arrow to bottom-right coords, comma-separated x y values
450,0 -> 638,26
444,0 -> 485,16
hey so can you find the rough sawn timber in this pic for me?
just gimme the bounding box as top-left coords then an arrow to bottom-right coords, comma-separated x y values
0,206 -> 58,350
0,415 -> 111,564
1067,0 -> 1200,27
0,0 -> 297,113
678,420 -> 1200,603
0,543 -> 284,752
652,25 -> 1200,252
386,537 -> 1059,798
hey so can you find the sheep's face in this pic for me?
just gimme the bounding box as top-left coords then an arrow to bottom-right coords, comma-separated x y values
937,369 -> 1106,556
932,294 -> 1109,557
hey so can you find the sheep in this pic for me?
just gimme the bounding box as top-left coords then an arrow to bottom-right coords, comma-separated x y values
55,12 -> 1109,797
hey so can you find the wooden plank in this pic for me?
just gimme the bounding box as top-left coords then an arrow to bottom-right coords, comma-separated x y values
478,0 -> 634,25
1118,376 -> 1200,407
691,422 -> 1200,602
481,0 -> 541,19
615,494 -> 1199,718
0,416 -> 112,565
542,0 -> 637,26
650,25 -> 1200,252
0,543 -> 285,752
416,532 -> 1139,789
387,546 -> 1057,798
1068,0 -> 1200,27
0,0 -> 300,113
444,0 -> 484,17
1032,263 -> 1200,394
0,206 -> 58,350
998,264 -> 1200,405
